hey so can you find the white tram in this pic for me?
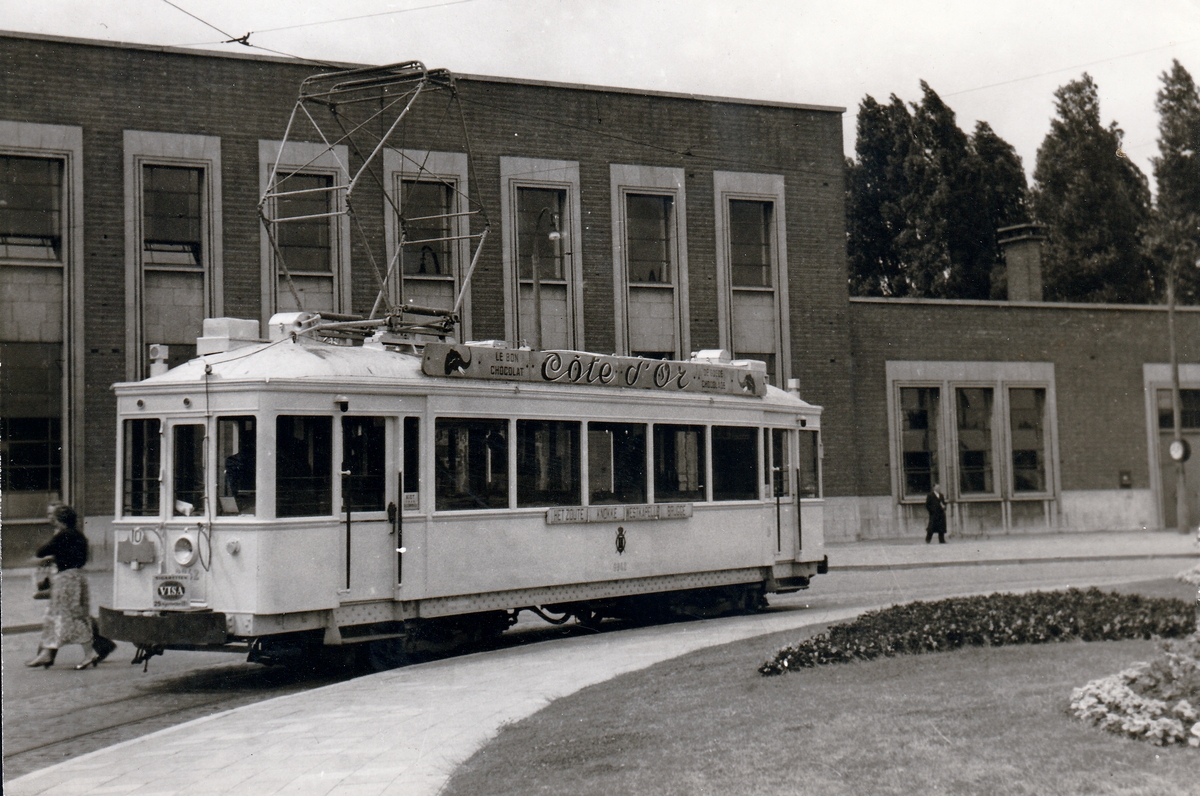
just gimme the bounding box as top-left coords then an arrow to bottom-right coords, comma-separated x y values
99,314 -> 826,665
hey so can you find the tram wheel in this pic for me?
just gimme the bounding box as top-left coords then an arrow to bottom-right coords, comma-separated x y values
364,637 -> 410,672
575,608 -> 602,631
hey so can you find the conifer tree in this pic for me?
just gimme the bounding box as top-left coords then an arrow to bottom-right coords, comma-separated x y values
1031,74 -> 1153,303
1148,59 -> 1200,304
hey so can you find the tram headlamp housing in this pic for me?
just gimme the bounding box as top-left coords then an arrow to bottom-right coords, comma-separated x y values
173,535 -> 198,567
334,395 -> 349,413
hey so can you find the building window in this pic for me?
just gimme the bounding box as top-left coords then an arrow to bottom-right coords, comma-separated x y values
342,416 -> 386,512
610,165 -> 689,359
1009,387 -> 1047,493
900,387 -> 940,498
270,172 -> 336,312
588,422 -> 647,505
517,419 -> 580,507
654,424 -> 705,503
887,362 -> 1057,509
714,172 -> 789,386
712,426 -> 759,501
401,180 -> 452,277
501,157 -> 582,349
435,418 -> 508,511
123,418 -> 161,517
729,199 -> 772,288
1158,389 -> 1200,430
125,131 -> 222,380
2,123 -> 83,523
0,156 -> 63,262
276,415 -> 333,517
259,140 -> 349,325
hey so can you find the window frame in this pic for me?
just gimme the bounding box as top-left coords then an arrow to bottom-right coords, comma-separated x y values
500,157 -> 583,349
259,139 -> 350,330
610,164 -> 690,358
384,149 -> 473,341
713,171 -> 790,386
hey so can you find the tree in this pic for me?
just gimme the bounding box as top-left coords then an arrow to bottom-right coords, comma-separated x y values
1148,59 -> 1200,304
847,94 -> 913,296
1031,74 -> 1154,303
847,84 -> 1027,298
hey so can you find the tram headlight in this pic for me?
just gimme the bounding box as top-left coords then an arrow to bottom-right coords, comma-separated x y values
173,536 -> 198,567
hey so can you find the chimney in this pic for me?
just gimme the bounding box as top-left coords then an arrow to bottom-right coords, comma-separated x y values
996,223 -> 1045,302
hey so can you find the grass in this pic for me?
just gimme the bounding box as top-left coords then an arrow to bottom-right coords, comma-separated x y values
441,579 -> 1199,796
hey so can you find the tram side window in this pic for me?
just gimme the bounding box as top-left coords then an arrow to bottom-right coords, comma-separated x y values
403,416 -> 420,509
123,419 -> 161,516
343,416 -> 386,511
588,422 -> 647,505
218,416 -> 256,516
435,418 -> 508,510
276,416 -> 333,517
771,428 -> 790,496
712,426 -> 759,501
517,420 -> 580,507
172,425 -> 205,516
653,424 -> 705,503
798,429 -> 820,498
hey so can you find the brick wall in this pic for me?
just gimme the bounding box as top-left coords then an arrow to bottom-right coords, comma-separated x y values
847,298 -> 1200,497
2,34 -> 850,515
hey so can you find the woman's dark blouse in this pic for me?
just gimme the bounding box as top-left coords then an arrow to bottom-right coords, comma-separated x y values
37,529 -> 89,571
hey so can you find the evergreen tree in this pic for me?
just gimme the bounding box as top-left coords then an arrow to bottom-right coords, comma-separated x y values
847,94 -> 913,296
847,84 -> 1027,298
1031,74 -> 1153,303
1148,59 -> 1200,304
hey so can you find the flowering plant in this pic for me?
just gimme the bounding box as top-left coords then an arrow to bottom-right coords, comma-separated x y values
759,588 -> 1195,676
1070,633 -> 1200,747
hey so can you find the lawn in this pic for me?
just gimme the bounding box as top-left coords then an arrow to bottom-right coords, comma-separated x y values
441,578 -> 1199,796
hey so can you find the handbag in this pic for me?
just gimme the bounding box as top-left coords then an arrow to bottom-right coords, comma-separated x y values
33,561 -> 53,600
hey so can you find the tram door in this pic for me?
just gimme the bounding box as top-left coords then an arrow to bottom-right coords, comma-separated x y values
769,428 -> 797,560
341,416 -> 394,601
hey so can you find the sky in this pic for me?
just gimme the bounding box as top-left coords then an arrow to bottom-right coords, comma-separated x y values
5,0 -> 1200,191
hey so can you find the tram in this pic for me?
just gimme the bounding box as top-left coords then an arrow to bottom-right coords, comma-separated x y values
99,313 -> 826,666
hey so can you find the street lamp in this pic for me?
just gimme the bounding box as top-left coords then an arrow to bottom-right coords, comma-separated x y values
529,207 -> 561,351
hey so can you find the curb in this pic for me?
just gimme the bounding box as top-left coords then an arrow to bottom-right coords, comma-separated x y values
832,552 -> 1200,572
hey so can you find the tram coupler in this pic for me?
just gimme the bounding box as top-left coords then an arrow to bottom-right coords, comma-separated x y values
131,644 -> 165,672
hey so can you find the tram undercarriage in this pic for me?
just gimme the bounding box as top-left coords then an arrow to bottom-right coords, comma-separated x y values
101,575 -> 817,670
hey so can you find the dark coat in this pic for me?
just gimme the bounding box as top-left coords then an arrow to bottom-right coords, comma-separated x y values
37,528 -> 89,571
925,489 -> 947,535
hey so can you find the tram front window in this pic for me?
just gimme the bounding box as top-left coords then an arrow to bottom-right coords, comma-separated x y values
172,425 -> 205,515
218,416 -> 256,515
276,416 -> 333,517
654,424 -> 705,503
517,420 -> 580,507
798,430 -> 820,498
123,418 -> 161,517
588,422 -> 646,505
435,418 -> 508,510
712,426 -> 758,501
343,416 -> 386,511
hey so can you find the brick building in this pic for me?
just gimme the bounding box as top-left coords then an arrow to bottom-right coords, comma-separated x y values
1,31 -> 1197,560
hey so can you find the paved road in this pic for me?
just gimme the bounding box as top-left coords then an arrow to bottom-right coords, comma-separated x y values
5,555 -> 1191,787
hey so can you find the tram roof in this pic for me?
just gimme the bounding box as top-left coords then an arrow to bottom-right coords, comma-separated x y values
117,337 -> 819,411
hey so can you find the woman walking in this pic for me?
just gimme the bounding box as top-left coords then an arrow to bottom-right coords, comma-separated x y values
25,505 -> 109,669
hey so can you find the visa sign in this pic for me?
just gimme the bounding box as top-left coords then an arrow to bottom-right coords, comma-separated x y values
153,575 -> 188,607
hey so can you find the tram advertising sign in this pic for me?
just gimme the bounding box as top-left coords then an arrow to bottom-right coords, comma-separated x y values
422,343 -> 767,397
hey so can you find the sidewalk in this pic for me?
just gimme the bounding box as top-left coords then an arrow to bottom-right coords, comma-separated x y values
5,530 -> 1197,796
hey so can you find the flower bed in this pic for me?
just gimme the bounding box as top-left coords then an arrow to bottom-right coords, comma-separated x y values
759,588 -> 1195,676
1070,633 -> 1200,746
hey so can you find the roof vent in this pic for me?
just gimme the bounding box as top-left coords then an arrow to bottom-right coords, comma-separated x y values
197,318 -> 262,354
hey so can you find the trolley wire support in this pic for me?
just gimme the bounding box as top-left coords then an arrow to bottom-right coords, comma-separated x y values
258,60 -> 490,341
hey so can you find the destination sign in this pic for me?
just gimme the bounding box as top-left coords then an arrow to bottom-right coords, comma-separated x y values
545,503 -> 694,525
422,343 -> 766,397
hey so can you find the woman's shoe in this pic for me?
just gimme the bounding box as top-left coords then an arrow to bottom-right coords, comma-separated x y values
25,648 -> 57,668
75,654 -> 102,670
